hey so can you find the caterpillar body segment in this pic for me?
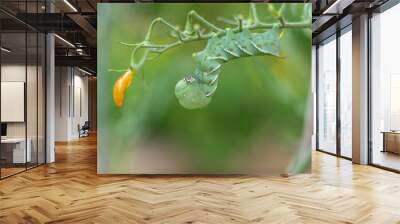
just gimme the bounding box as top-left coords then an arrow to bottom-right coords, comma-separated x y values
175,25 -> 281,109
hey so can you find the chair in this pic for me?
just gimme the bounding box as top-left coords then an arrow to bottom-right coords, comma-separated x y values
78,121 -> 90,138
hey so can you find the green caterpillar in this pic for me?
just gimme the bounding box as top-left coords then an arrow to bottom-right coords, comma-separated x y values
175,25 -> 281,109
113,3 -> 311,109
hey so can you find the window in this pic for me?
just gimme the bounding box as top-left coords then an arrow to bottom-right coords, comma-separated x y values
340,28 -> 352,158
317,36 -> 337,154
312,45 -> 317,150
370,3 -> 400,171
0,2 -> 46,179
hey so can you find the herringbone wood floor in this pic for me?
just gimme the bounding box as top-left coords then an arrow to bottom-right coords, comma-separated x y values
1,135 -> 400,224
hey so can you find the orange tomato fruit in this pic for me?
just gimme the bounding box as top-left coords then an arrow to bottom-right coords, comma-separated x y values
113,69 -> 136,107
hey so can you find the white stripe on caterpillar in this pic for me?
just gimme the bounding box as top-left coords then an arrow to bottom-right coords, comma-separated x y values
235,42 -> 253,55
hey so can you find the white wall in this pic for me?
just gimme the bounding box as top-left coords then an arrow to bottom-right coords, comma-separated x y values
1,65 -> 26,140
1,65 -> 39,137
55,66 -> 69,141
72,73 -> 89,138
55,67 -> 89,141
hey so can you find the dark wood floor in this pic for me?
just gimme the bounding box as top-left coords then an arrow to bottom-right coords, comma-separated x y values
0,134 -> 400,223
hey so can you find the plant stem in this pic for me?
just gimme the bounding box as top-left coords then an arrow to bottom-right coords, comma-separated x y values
129,20 -> 309,68
126,4 -> 310,68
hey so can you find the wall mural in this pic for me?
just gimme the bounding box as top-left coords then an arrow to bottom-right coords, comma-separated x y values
98,3 -> 312,174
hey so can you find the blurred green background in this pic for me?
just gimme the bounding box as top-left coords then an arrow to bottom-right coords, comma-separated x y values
98,3 -> 311,174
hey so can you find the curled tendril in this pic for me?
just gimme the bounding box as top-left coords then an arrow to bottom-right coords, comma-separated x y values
113,69 -> 136,107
